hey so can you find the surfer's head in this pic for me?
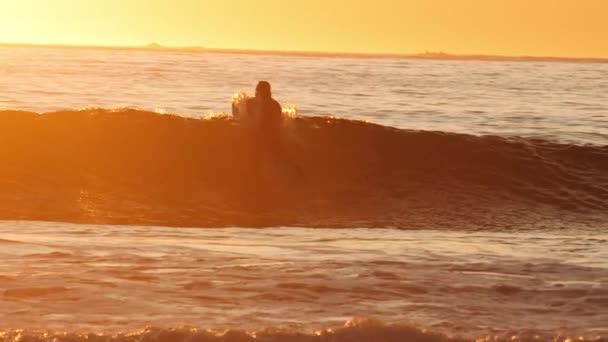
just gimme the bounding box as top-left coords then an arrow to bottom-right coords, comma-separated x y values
255,81 -> 272,98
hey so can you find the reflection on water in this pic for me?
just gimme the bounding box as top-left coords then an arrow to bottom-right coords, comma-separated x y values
1,221 -> 606,338
0,46 -> 607,144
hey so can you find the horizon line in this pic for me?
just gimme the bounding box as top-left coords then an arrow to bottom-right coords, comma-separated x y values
1,41 -> 607,64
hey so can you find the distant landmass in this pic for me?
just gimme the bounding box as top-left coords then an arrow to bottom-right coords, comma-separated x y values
1,42 -> 606,64
144,43 -> 165,49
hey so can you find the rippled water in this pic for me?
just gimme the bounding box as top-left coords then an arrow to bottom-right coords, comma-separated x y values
1,46 -> 607,144
1,221 -> 607,339
1,46 -> 607,341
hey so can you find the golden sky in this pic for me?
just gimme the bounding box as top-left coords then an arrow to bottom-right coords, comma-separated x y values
0,0 -> 606,58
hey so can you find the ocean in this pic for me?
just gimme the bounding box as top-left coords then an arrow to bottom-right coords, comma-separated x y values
0,45 -> 607,341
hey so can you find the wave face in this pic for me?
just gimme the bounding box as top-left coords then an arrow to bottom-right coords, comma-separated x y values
0,109 -> 606,228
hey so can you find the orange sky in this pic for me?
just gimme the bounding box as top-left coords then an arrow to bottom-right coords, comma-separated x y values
0,0 -> 606,58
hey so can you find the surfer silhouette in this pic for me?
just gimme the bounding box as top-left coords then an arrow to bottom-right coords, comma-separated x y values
247,81 -> 303,179
248,81 -> 282,132
248,81 -> 283,164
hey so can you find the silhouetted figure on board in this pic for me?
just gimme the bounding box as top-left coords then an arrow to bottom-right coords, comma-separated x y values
248,81 -> 283,135
247,81 -> 302,180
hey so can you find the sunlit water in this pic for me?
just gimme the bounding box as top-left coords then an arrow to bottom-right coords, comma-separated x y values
1,221 -> 607,339
1,46 -> 607,144
0,46 -> 607,340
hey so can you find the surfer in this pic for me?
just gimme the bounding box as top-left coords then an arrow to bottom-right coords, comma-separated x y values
247,81 -> 283,164
247,81 -> 303,179
248,81 -> 283,132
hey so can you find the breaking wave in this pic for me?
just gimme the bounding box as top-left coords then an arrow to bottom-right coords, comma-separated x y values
0,108 -> 606,228
0,318 -> 604,342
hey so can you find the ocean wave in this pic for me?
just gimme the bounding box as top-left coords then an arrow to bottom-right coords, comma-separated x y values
0,108 -> 606,228
0,318 -> 604,342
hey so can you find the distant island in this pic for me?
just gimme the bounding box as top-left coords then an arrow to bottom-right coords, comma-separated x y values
1,42 -> 607,64
144,43 -> 165,49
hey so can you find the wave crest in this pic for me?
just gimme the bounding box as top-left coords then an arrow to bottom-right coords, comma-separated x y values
0,108 -> 606,228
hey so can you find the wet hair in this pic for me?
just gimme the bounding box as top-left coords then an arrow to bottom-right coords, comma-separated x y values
256,81 -> 272,98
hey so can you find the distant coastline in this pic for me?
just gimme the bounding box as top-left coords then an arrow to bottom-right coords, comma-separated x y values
1,42 -> 607,64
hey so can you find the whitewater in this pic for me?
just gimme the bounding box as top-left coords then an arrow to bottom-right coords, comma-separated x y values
0,45 -> 607,341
